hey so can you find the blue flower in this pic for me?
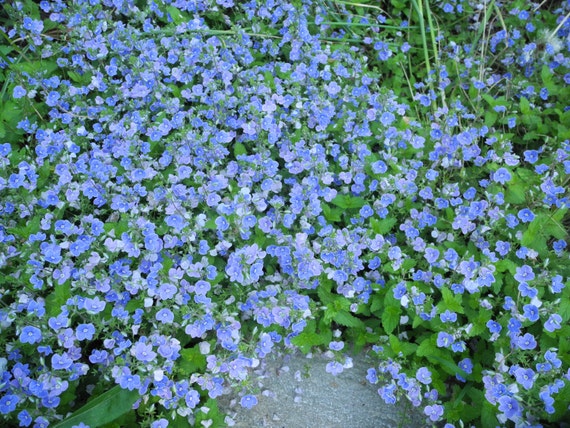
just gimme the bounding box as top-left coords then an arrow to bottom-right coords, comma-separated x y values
240,394 -> 258,409
371,160 -> 388,174
517,333 -> 537,350
76,323 -> 96,341
514,265 -> 534,283
517,208 -> 535,223
40,242 -> 62,264
20,326 -> 42,344
18,410 -> 32,426
424,404 -> 443,422
0,394 -> 19,415
215,216 -> 229,232
514,367 -> 535,390
544,314 -> 562,332
498,396 -> 521,420
194,280 -> 211,296
156,308 -> 174,324
416,367 -> 432,384
522,304 -> 539,322
13,85 -> 27,99
52,353 -> 73,370
493,168 -> 512,184
424,248 -> 440,264
486,320 -> 502,334
132,341 -> 156,362
326,361 -> 344,376
46,91 -> 61,107
119,371 -> 141,391
440,310 -> 457,323
436,332 -> 454,348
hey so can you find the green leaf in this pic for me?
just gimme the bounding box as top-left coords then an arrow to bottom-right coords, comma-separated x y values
430,355 -> 469,379
290,331 -> 326,351
330,194 -> 366,209
440,287 -> 464,314
52,386 -> 139,428
559,299 -> 570,323
233,142 -> 247,157
504,183 -> 526,204
495,259 -> 516,274
321,203 -> 342,222
416,337 -> 439,358
481,400 -> 499,427
381,305 -> 401,334
389,334 -> 417,356
520,97 -> 531,115
46,282 -> 71,317
370,217 -> 397,234
333,310 -> 366,328
178,346 -> 207,375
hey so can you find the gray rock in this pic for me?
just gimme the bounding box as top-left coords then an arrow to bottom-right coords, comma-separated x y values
217,348 -> 427,428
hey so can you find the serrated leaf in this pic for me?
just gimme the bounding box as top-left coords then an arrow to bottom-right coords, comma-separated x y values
166,6 -> 188,24
290,331 -> 326,349
321,203 -> 342,222
333,310 -> 365,328
233,142 -> 247,157
520,97 -> 531,115
495,259 -> 516,274
430,355 -> 469,379
46,282 -> 71,317
330,194 -> 366,209
370,217 -> 397,234
416,338 -> 438,357
370,295 -> 383,314
178,346 -> 207,375
481,401 -> 499,428
52,386 -> 139,428
504,184 -> 526,204
559,300 -> 570,323
381,305 -> 400,334
441,287 -> 464,314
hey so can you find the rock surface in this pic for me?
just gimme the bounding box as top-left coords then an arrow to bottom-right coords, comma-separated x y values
217,348 -> 426,428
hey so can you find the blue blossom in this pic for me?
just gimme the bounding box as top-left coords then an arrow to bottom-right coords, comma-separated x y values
415,367 -> 432,385
440,310 -> 457,323
522,304 -> 539,322
132,341 -> 157,363
13,86 -> 27,98
40,241 -> 62,264
436,332 -> 454,348
514,367 -> 535,390
52,353 -> 73,370
156,308 -> 174,324
119,369 -> 141,391
326,361 -> 344,376
240,394 -> 258,409
0,394 -> 19,415
493,168 -> 512,184
498,396 -> 521,420
514,265 -> 535,283
20,326 -> 42,344
544,314 -> 562,332
517,333 -> 537,350
424,404 -> 444,422
76,323 -> 96,341
517,208 -> 535,223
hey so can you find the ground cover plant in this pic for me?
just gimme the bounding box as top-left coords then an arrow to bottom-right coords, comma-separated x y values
0,0 -> 569,427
